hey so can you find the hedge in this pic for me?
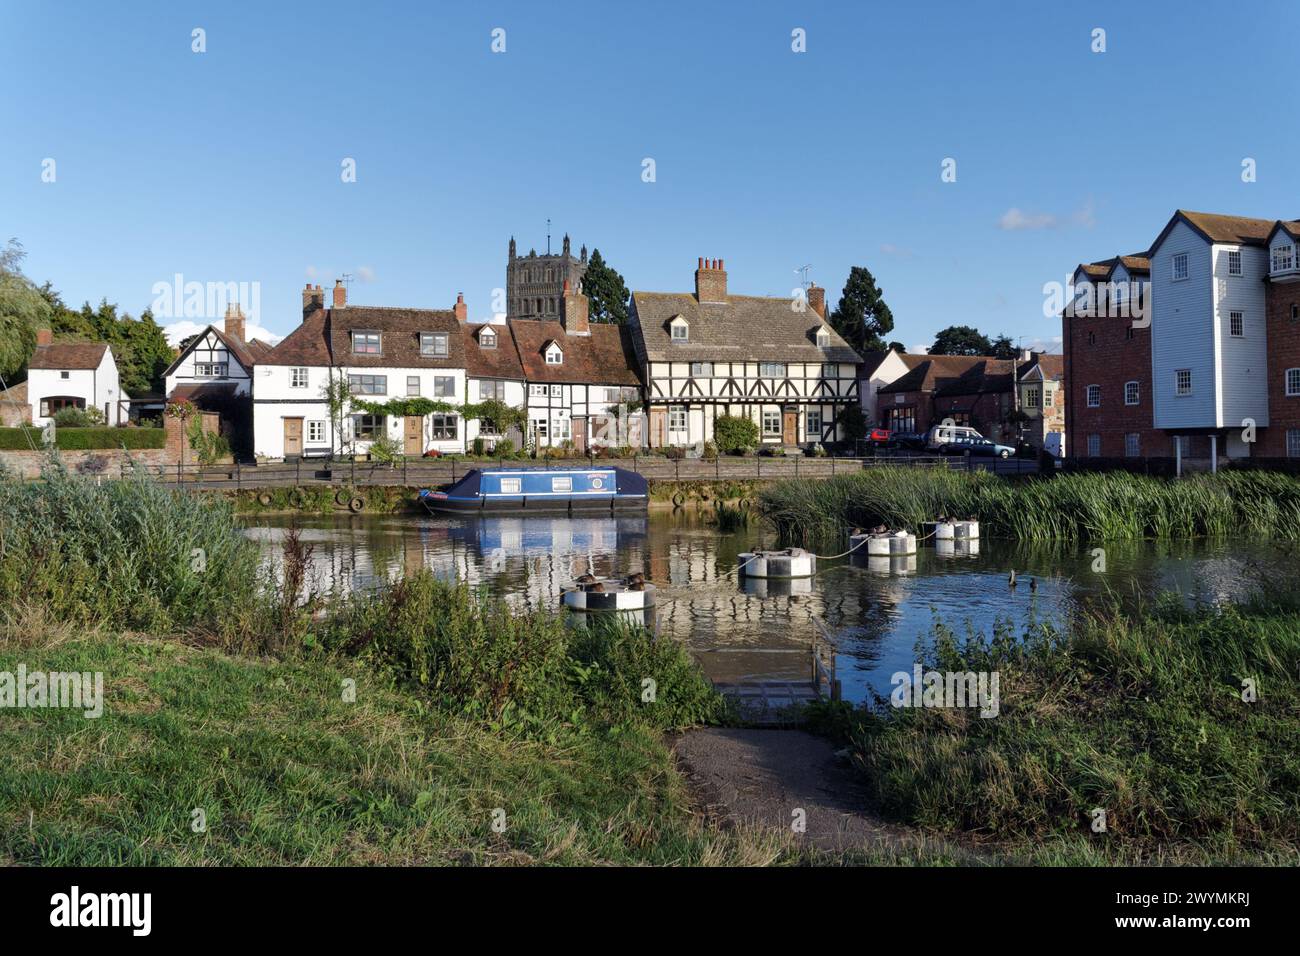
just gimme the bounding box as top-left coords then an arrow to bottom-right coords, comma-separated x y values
0,427 -> 167,451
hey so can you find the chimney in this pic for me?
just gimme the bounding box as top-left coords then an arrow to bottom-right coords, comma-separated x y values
36,328 -> 53,347
223,302 -> 246,343
454,292 -> 468,324
303,283 -> 325,315
694,256 -> 727,303
333,279 -> 347,309
561,279 -> 589,335
807,284 -> 826,319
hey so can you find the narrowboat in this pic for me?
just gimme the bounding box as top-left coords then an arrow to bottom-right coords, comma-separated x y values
418,466 -> 649,515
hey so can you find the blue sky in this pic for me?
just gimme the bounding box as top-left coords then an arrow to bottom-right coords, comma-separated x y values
3,0 -> 1298,351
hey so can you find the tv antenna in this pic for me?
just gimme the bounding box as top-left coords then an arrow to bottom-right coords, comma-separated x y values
546,218 -> 551,255
341,273 -> 354,293
795,264 -> 812,289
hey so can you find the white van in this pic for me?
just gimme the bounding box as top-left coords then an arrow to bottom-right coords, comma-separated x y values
926,424 -> 983,448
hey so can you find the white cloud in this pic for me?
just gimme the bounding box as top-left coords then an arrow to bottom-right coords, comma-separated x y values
910,343 -> 930,354
356,265 -> 376,283
998,208 -> 1057,231
162,320 -> 283,348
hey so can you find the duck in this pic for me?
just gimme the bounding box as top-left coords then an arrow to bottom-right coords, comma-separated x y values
584,581 -> 605,593
871,524 -> 888,536
622,572 -> 645,588
1029,577 -> 1038,593
1008,569 -> 1018,589
575,573 -> 597,586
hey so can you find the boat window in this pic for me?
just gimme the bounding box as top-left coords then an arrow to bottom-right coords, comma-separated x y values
500,478 -> 521,494
551,476 -> 573,492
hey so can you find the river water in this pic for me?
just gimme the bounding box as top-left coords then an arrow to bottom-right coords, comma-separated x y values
245,510 -> 1291,704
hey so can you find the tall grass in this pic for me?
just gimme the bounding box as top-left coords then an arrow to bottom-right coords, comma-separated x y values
761,468 -> 1300,544
0,456 -> 259,634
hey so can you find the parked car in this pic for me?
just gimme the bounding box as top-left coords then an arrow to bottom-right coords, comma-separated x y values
868,427 -> 892,444
938,435 -> 1016,459
890,431 -> 930,451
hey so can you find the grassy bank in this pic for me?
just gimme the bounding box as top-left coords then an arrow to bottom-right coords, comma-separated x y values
808,594 -> 1300,864
761,467 -> 1300,543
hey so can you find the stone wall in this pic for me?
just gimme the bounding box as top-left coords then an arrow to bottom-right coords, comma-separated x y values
0,447 -> 170,480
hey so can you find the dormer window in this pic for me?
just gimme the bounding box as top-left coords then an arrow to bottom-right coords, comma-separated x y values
670,316 -> 689,342
479,328 -> 497,349
815,326 -> 830,348
352,331 -> 382,354
1273,244 -> 1295,274
544,342 -> 563,365
420,332 -> 449,357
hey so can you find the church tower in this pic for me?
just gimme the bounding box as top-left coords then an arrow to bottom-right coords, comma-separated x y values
505,230 -> 590,320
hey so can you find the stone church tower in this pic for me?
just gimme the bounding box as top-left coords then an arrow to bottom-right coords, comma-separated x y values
507,234 -> 588,320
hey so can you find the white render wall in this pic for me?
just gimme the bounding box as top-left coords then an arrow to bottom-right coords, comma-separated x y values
1212,243 -> 1269,429
524,382 -> 640,449
164,328 -> 252,398
27,349 -> 125,426
466,378 -> 526,447
1151,220 -> 1217,429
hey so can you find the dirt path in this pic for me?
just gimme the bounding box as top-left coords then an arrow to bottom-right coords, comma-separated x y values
674,727 -> 915,853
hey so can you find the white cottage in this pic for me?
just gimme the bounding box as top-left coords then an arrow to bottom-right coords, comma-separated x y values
25,330 -> 128,426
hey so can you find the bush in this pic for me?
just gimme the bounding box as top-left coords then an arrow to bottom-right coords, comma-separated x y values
471,437 -> 485,456
492,439 -> 516,459
52,406 -> 104,428
367,434 -> 403,465
702,441 -> 718,460
838,404 -> 867,442
0,427 -> 167,450
713,414 -> 758,454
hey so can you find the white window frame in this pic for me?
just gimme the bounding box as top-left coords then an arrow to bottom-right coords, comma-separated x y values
545,346 -> 563,365
307,420 -> 325,443
670,319 -> 689,342
1286,368 -> 1300,397
815,328 -> 830,347
479,329 -> 497,349
290,367 -> 309,388
529,384 -> 548,397
689,361 -> 712,377
1172,253 -> 1189,282
551,476 -> 573,492
433,376 -> 455,398
762,409 -> 782,436
348,374 -> 387,396
1229,311 -> 1244,337
1288,429 -> 1300,458
758,362 -> 786,378
1086,384 -> 1101,408
407,375 -> 421,397
1175,369 -> 1192,396
500,477 -> 521,494
806,407 -> 822,436
1124,381 -> 1139,406
1087,434 -> 1101,457
1227,250 -> 1242,276
1273,244 -> 1295,273
667,405 -> 687,432
550,384 -> 562,398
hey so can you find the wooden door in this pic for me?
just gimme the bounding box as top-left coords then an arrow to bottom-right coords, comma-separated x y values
572,416 -> 587,454
649,408 -> 667,448
782,410 -> 798,445
403,416 -> 423,455
283,418 -> 303,457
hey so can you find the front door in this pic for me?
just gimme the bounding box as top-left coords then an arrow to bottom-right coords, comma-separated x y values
782,410 -> 798,445
572,416 -> 587,454
649,408 -> 667,448
283,418 -> 303,458
403,416 -> 423,455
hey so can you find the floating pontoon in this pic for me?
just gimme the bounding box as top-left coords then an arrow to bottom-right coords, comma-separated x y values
737,548 -> 817,579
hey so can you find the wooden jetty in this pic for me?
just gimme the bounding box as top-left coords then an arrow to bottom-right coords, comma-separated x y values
705,625 -> 841,726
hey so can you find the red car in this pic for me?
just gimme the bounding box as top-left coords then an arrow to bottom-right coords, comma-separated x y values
868,428 -> 892,444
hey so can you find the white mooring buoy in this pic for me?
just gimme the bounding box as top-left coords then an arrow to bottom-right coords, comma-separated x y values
562,578 -> 657,612
738,548 -> 817,579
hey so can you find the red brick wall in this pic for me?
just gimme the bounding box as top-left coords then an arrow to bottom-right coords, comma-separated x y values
1063,311 -> 1169,457
1260,282 -> 1300,457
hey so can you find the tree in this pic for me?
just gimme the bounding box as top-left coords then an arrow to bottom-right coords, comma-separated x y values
40,285 -> 174,395
581,249 -> 630,324
929,325 -> 993,356
713,414 -> 759,454
830,266 -> 894,355
887,341 -> 908,354
990,334 -> 1019,359
0,240 -> 51,384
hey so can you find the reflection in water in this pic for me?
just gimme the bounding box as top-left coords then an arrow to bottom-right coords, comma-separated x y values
246,511 -> 1291,704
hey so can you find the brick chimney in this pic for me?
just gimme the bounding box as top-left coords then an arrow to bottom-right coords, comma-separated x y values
453,292 -> 467,323
561,279 -> 589,335
694,257 -> 727,304
223,302 -> 246,343
36,328 -> 53,346
303,283 -> 325,315
333,279 -> 347,309
807,284 -> 826,319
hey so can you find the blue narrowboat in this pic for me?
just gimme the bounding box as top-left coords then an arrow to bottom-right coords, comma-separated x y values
418,467 -> 649,515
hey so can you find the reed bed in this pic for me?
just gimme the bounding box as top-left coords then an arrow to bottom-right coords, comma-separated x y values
760,467 -> 1300,544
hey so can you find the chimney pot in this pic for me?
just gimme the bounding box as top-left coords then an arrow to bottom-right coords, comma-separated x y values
36,328 -> 53,347
694,256 -> 728,303
454,293 -> 468,323
224,302 -> 247,343
333,279 -> 347,309
562,277 -> 589,335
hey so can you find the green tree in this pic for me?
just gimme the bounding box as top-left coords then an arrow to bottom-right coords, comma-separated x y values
929,325 -> 993,356
830,266 -> 894,355
0,240 -> 51,384
581,249 -> 630,324
40,285 -> 174,395
990,334 -> 1019,359
887,341 -> 908,354
713,414 -> 759,454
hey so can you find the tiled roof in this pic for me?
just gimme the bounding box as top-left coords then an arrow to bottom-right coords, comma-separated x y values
509,321 -> 641,385
170,382 -> 240,403
1177,210 -> 1277,245
630,291 -> 862,364
876,354 -> 987,394
263,308 -> 333,366
28,342 -> 109,370
246,339 -> 275,360
463,323 -> 524,379
933,354 -> 1065,397
162,324 -> 261,378
328,306 -> 464,369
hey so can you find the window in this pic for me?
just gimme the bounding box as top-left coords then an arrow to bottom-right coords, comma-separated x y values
348,374 -> 387,395
1175,369 -> 1192,396
307,421 -> 325,443
1125,381 -> 1139,406
531,417 -> 548,440
529,384 -> 548,397
1273,244 -> 1295,273
352,331 -> 381,354
1086,384 -> 1101,407
1286,368 -> 1300,397
551,476 -> 573,492
352,414 -> 384,440
1288,430 -> 1300,458
1087,434 -> 1101,457
552,416 -> 571,441
195,363 -> 228,377
479,328 -> 497,348
1229,311 -> 1244,337
433,376 -> 455,398
759,362 -> 786,378
1227,250 -> 1242,276
1024,386 -> 1040,409
545,346 -> 563,365
762,409 -> 781,436
479,380 -> 506,401
406,376 -> 421,397
670,319 -> 689,342
816,328 -> 830,347
668,406 -> 687,432
550,384 -> 562,398
689,362 -> 713,377
60,371 -> 70,380
420,332 -> 448,357
822,363 -> 838,378
806,408 -> 822,436
887,406 -> 915,432
290,367 -> 309,388
1172,253 -> 1189,281
1125,433 -> 1140,457
429,414 -> 458,440
500,477 -> 521,494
